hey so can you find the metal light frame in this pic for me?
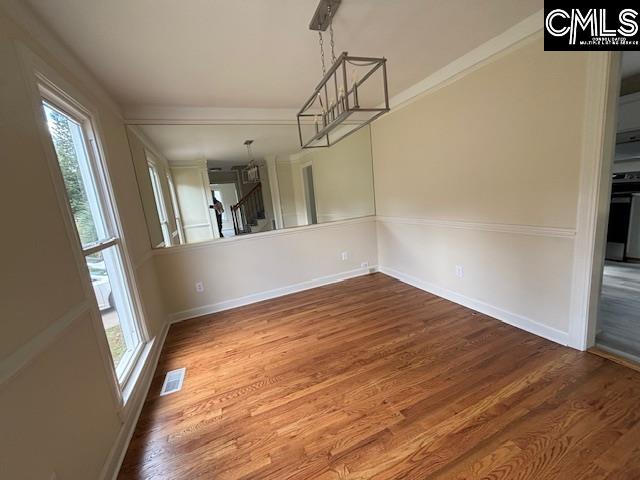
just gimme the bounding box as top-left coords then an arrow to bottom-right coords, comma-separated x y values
297,51 -> 389,148
297,0 -> 390,149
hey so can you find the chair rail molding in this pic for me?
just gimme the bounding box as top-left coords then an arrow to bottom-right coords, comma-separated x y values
0,300 -> 90,385
376,216 -> 576,239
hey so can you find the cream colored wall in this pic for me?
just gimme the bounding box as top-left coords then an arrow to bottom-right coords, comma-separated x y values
154,218 -> 377,317
171,163 -> 214,244
276,158 -> 300,228
277,128 -> 375,227
302,127 -> 375,223
0,313 -> 121,480
371,35 -> 589,338
0,5 -> 166,479
258,163 -> 275,230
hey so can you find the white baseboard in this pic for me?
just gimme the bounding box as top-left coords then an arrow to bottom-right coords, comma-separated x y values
100,323 -> 169,480
169,266 -> 378,323
379,265 -> 570,347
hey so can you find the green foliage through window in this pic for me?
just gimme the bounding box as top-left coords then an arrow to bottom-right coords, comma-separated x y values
44,105 -> 99,245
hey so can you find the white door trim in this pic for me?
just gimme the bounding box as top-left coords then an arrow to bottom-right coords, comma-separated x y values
568,52 -> 622,350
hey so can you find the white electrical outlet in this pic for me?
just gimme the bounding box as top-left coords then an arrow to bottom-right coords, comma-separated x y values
455,265 -> 464,279
341,251 -> 349,261
195,281 -> 205,293
361,261 -> 369,268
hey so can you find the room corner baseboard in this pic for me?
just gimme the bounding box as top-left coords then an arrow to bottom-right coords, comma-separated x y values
379,266 -> 570,347
169,266 -> 378,324
100,323 -> 169,480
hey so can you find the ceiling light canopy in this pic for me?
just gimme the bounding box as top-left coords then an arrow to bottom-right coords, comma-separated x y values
297,0 -> 390,149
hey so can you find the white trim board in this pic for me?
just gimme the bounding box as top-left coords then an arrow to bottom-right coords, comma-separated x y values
154,215 -> 376,256
0,300 -> 91,385
567,52 -> 621,351
124,106 -> 301,125
379,266 -> 569,347
100,323 -> 169,480
169,266 -> 377,323
376,216 -> 575,239
132,249 -> 154,270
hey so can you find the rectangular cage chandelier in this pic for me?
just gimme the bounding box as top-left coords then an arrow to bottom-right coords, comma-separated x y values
297,0 -> 390,149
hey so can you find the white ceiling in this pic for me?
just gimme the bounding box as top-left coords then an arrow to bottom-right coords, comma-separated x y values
26,0 -> 542,110
139,124 -> 301,164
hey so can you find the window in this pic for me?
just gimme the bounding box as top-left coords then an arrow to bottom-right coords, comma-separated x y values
166,173 -> 185,245
42,98 -> 144,383
146,157 -> 171,246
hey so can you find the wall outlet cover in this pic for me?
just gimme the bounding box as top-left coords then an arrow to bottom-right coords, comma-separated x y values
341,251 -> 349,261
195,281 -> 205,293
361,261 -> 369,268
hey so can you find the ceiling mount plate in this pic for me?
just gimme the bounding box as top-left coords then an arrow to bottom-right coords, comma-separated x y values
309,0 -> 341,31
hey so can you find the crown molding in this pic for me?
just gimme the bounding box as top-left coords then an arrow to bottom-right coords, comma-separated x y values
1,0 -> 124,119
122,10 -> 543,125
124,106 -> 302,125
385,9 -> 543,113
3,2 -> 543,127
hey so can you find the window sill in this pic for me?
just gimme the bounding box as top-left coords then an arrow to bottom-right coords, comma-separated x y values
119,334 -> 160,420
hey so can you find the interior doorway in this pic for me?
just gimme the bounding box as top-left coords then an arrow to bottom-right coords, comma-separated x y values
211,183 -> 239,238
301,164 -> 317,225
594,51 -> 640,364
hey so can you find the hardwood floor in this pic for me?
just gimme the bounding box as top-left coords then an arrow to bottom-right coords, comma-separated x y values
119,273 -> 640,479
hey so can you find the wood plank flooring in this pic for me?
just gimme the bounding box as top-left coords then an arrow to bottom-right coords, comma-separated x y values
119,273 -> 640,479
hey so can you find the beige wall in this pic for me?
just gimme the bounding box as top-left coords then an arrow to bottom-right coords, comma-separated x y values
303,127 -> 375,223
154,218 -> 377,318
372,35 -> 589,338
276,158 -> 300,228
277,127 -> 375,227
0,7 -> 601,478
0,5 -> 166,479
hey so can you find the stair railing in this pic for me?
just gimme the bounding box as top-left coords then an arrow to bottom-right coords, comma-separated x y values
231,183 -> 263,235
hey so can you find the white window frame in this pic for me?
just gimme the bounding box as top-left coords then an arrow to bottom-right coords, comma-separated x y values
40,88 -> 147,386
166,172 -> 186,244
16,44 -> 154,417
146,154 -> 172,247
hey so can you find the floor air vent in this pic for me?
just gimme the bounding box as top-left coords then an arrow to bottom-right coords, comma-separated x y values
160,367 -> 186,396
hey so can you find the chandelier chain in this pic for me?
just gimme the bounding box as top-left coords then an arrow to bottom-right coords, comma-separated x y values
328,5 -> 336,64
318,31 -> 326,76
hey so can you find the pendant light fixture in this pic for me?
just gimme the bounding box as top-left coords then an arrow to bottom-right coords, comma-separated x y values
297,0 -> 390,148
242,139 -> 260,183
